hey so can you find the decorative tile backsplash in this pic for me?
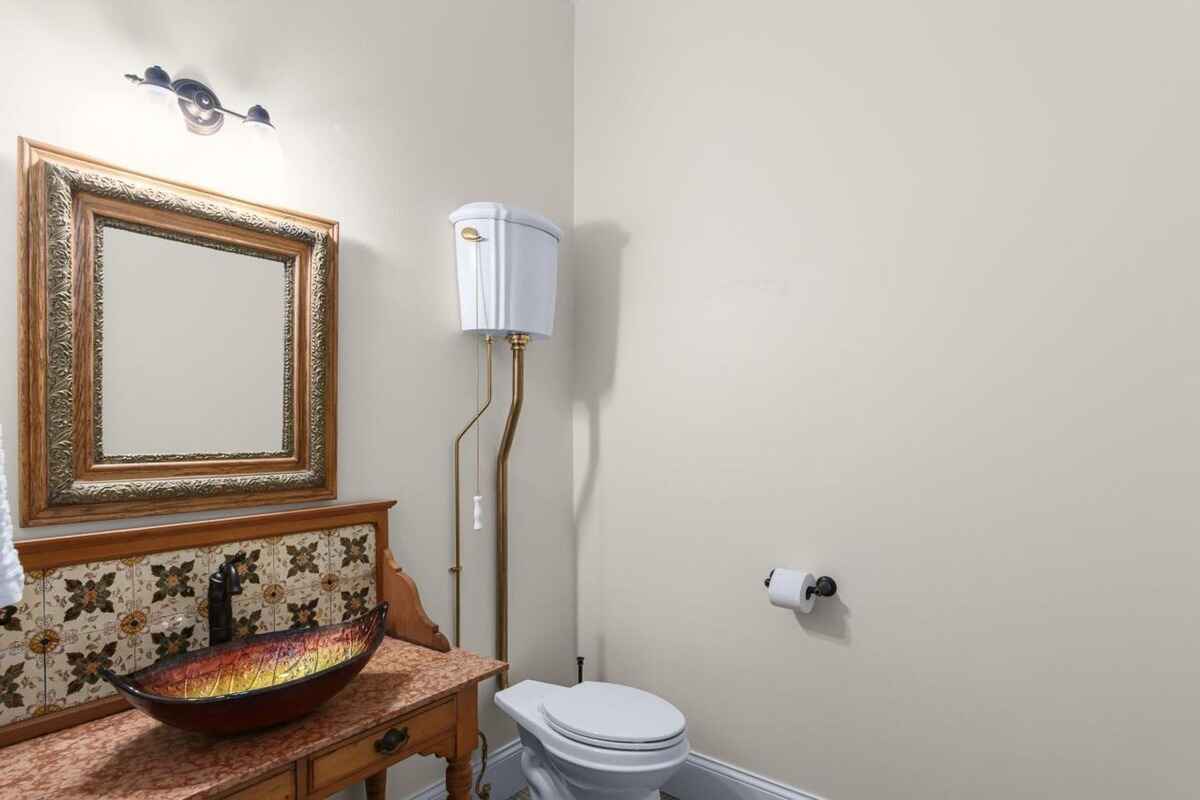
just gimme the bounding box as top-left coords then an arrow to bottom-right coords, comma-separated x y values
0,523 -> 377,727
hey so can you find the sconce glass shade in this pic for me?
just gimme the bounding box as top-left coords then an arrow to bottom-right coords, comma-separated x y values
244,104 -> 273,127
140,65 -> 172,90
243,106 -> 279,146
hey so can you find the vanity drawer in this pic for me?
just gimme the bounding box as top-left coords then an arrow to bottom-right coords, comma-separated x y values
219,767 -> 296,800
308,699 -> 457,792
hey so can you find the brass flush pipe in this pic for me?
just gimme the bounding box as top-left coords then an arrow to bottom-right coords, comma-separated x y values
451,335 -> 494,648
496,333 -> 529,688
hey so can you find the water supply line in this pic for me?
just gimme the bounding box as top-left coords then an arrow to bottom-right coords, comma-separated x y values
451,335 -> 494,648
495,332 -> 529,689
474,731 -> 493,799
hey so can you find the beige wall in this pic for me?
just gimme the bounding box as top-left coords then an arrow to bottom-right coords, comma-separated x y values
574,2 -> 1199,798
0,1 -> 576,796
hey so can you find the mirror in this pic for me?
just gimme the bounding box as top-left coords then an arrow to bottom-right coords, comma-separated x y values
17,139 -> 338,526
100,224 -> 289,457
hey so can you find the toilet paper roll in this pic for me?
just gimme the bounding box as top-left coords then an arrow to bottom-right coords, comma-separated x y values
767,569 -> 816,613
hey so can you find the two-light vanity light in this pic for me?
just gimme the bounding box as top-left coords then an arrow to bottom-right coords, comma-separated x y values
124,65 -> 279,143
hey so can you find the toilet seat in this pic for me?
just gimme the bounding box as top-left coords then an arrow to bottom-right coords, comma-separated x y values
543,716 -> 685,751
539,682 -> 686,752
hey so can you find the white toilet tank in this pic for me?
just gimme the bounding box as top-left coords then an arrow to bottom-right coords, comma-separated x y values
450,202 -> 561,339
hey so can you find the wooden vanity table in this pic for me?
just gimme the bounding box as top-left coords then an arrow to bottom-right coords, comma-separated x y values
0,503 -> 507,800
0,637 -> 504,799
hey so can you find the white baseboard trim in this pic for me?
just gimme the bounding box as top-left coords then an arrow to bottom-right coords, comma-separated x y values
409,742 -> 819,800
408,738 -> 525,800
663,750 -> 824,800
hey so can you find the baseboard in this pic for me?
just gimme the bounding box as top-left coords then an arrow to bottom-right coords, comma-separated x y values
408,738 -> 525,800
409,742 -> 819,800
663,750 -> 823,800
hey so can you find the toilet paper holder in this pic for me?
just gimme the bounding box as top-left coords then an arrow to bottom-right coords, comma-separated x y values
763,570 -> 838,600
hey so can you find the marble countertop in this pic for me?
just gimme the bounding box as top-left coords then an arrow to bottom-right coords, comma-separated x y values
0,638 -> 505,800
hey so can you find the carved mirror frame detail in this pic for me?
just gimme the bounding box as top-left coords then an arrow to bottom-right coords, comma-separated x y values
18,139 -> 339,526
92,216 -> 298,464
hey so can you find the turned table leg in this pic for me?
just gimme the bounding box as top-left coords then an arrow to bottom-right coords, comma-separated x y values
445,681 -> 480,800
445,753 -> 473,799
365,769 -> 387,800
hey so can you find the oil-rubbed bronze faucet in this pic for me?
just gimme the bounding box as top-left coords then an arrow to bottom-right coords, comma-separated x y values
208,554 -> 244,646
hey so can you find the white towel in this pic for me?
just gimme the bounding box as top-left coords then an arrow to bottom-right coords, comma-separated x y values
0,425 -> 25,608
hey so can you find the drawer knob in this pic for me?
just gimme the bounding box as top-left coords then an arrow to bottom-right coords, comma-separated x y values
375,726 -> 410,755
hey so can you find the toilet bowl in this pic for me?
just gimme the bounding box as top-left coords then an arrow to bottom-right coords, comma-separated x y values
496,680 -> 689,800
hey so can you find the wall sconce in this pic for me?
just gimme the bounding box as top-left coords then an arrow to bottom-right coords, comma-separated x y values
123,65 -> 278,141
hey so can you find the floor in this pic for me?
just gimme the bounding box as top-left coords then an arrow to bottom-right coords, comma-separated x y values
510,793 -> 680,799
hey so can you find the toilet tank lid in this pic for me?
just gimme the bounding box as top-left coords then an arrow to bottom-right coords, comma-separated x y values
540,682 -> 686,744
449,202 -> 562,241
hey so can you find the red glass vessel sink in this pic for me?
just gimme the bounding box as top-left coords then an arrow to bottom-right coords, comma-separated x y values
102,603 -> 389,736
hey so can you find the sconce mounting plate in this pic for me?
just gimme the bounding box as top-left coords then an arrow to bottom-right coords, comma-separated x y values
172,78 -> 224,136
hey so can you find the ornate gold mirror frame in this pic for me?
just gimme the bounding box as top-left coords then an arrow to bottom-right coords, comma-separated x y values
17,139 -> 338,526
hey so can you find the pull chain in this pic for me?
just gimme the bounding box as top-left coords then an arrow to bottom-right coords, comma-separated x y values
452,226 -> 494,647
476,332 -> 481,492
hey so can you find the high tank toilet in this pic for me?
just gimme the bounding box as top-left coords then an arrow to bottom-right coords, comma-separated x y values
495,680 -> 689,800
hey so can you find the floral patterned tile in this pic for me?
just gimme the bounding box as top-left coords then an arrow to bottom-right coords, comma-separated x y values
330,524 -> 375,580
229,604 -> 269,641
316,569 -> 343,600
41,561 -> 132,699
0,572 -> 48,726
0,572 -> 46,660
0,649 -> 44,726
135,612 -> 206,669
261,578 -> 290,614
332,576 -> 374,624
43,559 -> 138,694
45,622 -> 129,707
106,556 -> 152,651
44,561 -> 128,638
279,531 -> 324,583
133,549 -> 206,629
234,573 -> 278,635
16,572 -> 57,721
276,579 -> 327,632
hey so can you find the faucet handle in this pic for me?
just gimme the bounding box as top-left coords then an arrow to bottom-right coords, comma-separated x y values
212,554 -> 245,596
228,558 -> 244,596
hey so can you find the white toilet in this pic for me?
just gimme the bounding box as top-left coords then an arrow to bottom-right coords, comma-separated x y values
496,680 -> 689,800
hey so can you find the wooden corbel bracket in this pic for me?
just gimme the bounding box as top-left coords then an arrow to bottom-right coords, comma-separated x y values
379,548 -> 452,652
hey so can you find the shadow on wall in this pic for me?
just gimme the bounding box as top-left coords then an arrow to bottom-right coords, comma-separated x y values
573,221 -> 627,526
336,237 -> 384,430
795,593 -> 851,644
572,221 -> 628,681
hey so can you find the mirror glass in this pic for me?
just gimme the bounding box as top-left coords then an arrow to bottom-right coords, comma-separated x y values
100,226 -> 288,457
